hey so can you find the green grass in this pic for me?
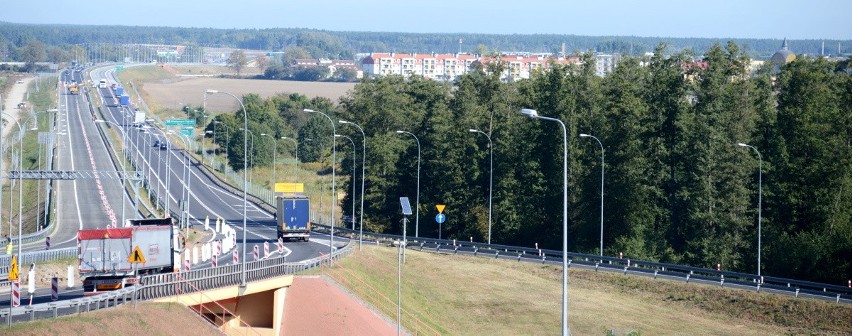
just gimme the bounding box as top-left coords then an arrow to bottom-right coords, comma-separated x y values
1,76 -> 58,237
321,245 -> 852,335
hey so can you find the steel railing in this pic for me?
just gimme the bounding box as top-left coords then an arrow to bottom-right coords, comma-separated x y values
0,241 -> 353,323
0,247 -> 77,277
312,223 -> 852,304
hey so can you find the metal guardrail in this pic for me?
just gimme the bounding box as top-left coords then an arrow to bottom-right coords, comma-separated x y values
0,241 -> 353,322
313,224 -> 852,303
0,248 -> 77,277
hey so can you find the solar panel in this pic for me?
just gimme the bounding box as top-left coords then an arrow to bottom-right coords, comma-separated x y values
400,197 -> 413,215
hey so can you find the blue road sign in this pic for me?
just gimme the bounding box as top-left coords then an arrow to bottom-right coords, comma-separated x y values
435,213 -> 446,224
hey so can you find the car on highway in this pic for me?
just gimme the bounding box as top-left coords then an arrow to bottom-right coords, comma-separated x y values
153,140 -> 160,147
159,142 -> 168,150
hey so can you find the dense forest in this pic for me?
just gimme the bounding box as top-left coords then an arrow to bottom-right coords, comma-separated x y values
202,42 -> 852,285
1,21 -> 850,63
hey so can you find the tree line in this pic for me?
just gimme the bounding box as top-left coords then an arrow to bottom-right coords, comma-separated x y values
2,21 -> 849,65
202,42 -> 851,285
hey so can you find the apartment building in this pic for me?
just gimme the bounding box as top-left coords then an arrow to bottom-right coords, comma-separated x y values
360,53 -> 580,81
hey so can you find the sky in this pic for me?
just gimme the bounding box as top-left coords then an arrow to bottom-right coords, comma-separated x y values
2,0 -> 850,40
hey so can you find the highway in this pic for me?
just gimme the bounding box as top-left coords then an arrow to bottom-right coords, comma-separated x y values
19,67 -> 140,252
2,65 -> 343,312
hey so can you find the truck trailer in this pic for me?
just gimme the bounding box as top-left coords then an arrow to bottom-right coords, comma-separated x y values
276,195 -> 311,241
78,221 -> 175,295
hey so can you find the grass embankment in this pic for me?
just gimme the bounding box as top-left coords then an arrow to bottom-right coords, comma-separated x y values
1,76 -> 58,237
2,302 -> 219,336
321,245 -> 852,335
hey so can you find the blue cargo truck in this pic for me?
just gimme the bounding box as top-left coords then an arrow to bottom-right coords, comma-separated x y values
277,195 -> 311,241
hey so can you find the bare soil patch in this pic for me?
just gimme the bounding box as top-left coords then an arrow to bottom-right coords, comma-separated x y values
140,77 -> 356,113
283,276 -> 397,336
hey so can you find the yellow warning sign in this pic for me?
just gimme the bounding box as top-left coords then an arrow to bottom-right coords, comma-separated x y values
8,255 -> 18,281
128,246 -> 146,263
275,183 -> 304,193
436,204 -> 446,213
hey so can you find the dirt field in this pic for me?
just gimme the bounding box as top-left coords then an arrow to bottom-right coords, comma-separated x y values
282,276 -> 397,336
140,77 -> 357,113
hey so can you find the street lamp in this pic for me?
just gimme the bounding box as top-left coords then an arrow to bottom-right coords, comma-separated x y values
338,120 -> 366,250
580,133 -> 604,257
335,134 -> 356,231
518,108 -> 570,336
261,133 -> 278,187
95,119 -> 128,227
738,142 -> 763,278
206,89 -> 249,287
395,131 -> 420,238
177,135 -> 194,234
239,128 -> 256,186
213,120 -> 222,157
202,130 -> 213,163
303,109 -> 336,263
469,128 -> 493,244
1,112 -> 26,259
30,109 -> 56,231
281,136 -> 302,182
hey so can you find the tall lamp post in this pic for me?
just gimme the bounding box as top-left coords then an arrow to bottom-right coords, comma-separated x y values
335,134 -> 356,231
338,120 -> 366,250
469,128 -> 493,244
212,120 -> 222,157
519,108 -> 570,336
281,136 -> 300,181
580,133 -> 604,257
205,89 -> 248,287
95,119 -> 128,227
395,130 -> 420,238
261,133 -> 278,187
303,109 -> 336,263
1,112 -> 26,259
177,135 -> 194,232
737,142 -> 763,278
240,128 -> 256,186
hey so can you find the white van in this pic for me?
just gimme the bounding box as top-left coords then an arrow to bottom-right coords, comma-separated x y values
98,79 -> 107,88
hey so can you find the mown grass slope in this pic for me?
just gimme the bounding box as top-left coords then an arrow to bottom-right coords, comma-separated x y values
321,245 -> 852,335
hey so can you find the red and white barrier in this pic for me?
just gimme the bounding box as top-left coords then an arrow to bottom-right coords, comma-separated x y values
716,264 -> 721,271
192,246 -> 199,265
253,245 -> 259,261
277,238 -> 284,254
264,241 -> 270,259
184,256 -> 191,272
51,278 -> 58,301
11,281 -> 20,307
233,248 -> 239,265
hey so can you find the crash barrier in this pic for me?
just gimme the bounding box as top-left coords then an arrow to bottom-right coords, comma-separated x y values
312,224 -> 852,304
0,241 -> 353,324
0,248 -> 77,281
